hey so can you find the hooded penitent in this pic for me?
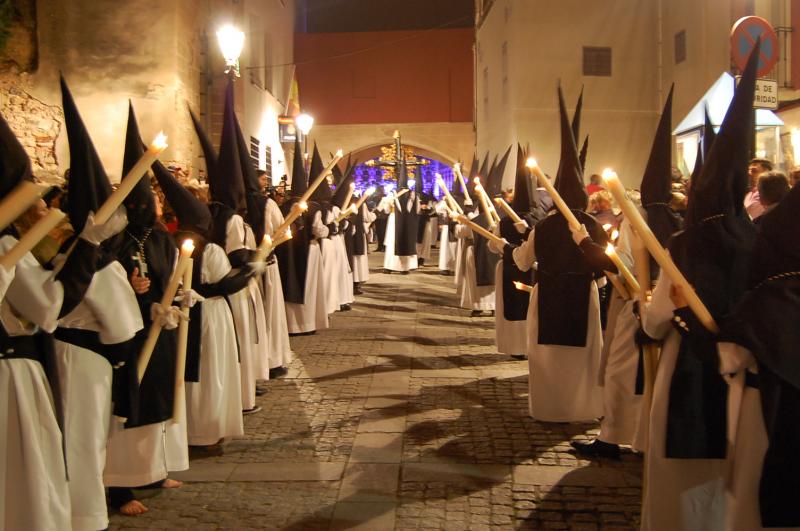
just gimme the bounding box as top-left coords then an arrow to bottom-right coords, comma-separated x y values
275,138 -> 311,304
213,79 -> 247,217
571,87 -> 584,146
233,104 -> 266,243
393,156 -> 419,256
533,84 -> 609,347
663,40 -> 761,460
500,145 -> 545,321
723,181 -> 800,527
487,146 -> 511,199
578,136 -> 589,176
640,85 -> 682,281
61,76 -> 112,234
309,143 -> 333,204
116,102 -> 178,428
189,107 -> 218,197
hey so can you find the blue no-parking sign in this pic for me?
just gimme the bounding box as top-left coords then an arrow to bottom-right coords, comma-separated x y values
731,16 -> 779,77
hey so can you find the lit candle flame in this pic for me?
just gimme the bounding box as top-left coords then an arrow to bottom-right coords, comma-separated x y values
349,182 -> 355,190
298,201 -> 308,211
365,186 -> 376,196
605,243 -> 616,256
263,234 -> 273,247
286,228 -> 292,238
526,157 -> 537,169
181,238 -> 195,255
151,131 -> 168,152
393,130 -> 399,139
473,177 -> 481,185
335,149 -> 344,158
602,223 -> 612,231
453,162 -> 461,171
611,229 -> 619,241
602,168 -> 617,181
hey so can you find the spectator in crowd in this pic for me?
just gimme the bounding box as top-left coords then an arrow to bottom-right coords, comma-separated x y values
744,157 -> 773,219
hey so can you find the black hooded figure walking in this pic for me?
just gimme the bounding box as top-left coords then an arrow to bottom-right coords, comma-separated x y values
510,84 -> 617,423
640,41 -> 761,531
152,157 -> 249,448
491,145 -> 545,359
720,179 -> 800,530
104,103 -> 187,514
382,157 -> 420,274
277,139 -> 331,334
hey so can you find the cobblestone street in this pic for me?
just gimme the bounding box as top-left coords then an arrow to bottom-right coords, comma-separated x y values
109,252 -> 643,531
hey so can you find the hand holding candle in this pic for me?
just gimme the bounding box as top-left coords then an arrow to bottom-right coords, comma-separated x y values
271,201 -> 308,240
354,186 -> 377,211
254,234 -> 273,263
456,214 -> 506,247
95,132 -> 168,224
137,239 -> 194,382
601,168 -> 718,333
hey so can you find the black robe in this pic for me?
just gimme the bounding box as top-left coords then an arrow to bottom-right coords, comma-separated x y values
472,215 -> 500,287
499,214 -> 538,321
113,228 -> 179,427
394,192 -> 419,257
275,198 -> 312,304
533,210 -> 611,347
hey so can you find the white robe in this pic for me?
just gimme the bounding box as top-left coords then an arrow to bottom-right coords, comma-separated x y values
0,235 -> 71,531
456,223 -> 495,311
596,220 -> 642,446
438,223 -> 457,272
105,249 -> 189,487
225,215 -> 269,409
640,270 -> 727,531
320,209 -> 340,314
513,228 -> 603,422
352,204 -> 374,284
262,198 -> 293,369
185,243 -> 244,446
285,211 -> 329,334
55,261 -> 143,531
330,206 -> 354,306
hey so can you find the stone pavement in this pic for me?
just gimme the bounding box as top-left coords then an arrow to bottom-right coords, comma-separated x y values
109,251 -> 642,530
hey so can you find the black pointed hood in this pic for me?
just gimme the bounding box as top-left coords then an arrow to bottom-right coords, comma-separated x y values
189,106 -> 218,191
397,156 -> 409,190
0,110 -> 34,203
555,85 -> 587,210
511,144 -> 540,215
686,39 -> 759,227
331,161 -> 355,209
477,152 -> 490,181
641,85 -> 674,208
578,136 -> 589,176
571,87 -> 584,144
122,101 -> 157,231
152,160 -> 211,237
753,180 -> 800,283
233,112 -> 265,241
212,78 -> 247,214
61,75 -> 113,233
702,105 -> 717,160
289,138 -> 308,197
487,146 -> 511,197
309,143 -> 332,202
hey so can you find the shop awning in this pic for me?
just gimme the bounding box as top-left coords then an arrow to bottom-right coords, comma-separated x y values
673,72 -> 784,136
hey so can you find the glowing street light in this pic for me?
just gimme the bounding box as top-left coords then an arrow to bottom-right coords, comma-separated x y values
217,25 -> 245,77
295,113 -> 314,167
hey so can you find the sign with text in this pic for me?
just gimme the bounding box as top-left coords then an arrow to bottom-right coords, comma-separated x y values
736,76 -> 779,109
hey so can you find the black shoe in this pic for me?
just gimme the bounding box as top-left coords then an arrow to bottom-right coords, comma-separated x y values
340,304 -> 352,311
418,258 -> 425,266
470,310 -> 482,317
269,366 -> 289,379
289,330 -> 316,337
570,439 -> 620,459
400,271 -> 409,275
255,386 -> 268,396
510,354 -> 526,360
383,268 -> 392,274
242,405 -> 262,415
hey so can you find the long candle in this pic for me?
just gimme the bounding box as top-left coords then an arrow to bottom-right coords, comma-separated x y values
514,281 -> 533,293
0,181 -> 47,233
605,243 -> 641,294
137,239 -> 194,382
453,163 -> 472,205
494,197 -> 524,224
271,200 -> 308,240
606,272 -> 631,300
527,158 -> 582,232
173,240 -> 193,419
456,214 -> 506,247
0,208 -> 66,268
436,174 -> 463,214
336,204 -> 358,223
95,132 -> 168,224
341,182 -> 356,211
254,234 -> 273,263
602,169 -> 718,333
473,178 -> 496,227
273,228 -> 293,247
299,149 -> 343,205
354,186 -> 376,211
474,179 -> 501,222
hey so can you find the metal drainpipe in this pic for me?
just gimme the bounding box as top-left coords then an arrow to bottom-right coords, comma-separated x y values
657,0 -> 664,110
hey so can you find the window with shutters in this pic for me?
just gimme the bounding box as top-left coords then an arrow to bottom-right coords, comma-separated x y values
675,31 -> 687,64
582,47 -> 612,77
250,136 -> 261,170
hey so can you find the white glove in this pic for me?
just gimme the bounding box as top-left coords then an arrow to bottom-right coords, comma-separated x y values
174,288 -> 205,308
247,261 -> 268,275
0,264 -> 15,300
81,207 -> 128,245
150,303 -> 184,330
514,221 -> 529,234
570,223 -> 590,246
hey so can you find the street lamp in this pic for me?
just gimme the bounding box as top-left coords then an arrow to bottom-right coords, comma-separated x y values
217,25 -> 245,77
295,113 -> 314,168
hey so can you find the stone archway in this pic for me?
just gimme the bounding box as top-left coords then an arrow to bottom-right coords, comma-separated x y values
346,141 -> 457,167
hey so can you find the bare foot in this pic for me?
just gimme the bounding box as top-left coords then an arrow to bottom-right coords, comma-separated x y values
161,478 -> 182,489
119,500 -> 148,516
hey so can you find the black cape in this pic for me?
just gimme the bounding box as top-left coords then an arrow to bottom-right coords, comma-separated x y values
499,214 -> 539,321
394,192 -> 419,257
